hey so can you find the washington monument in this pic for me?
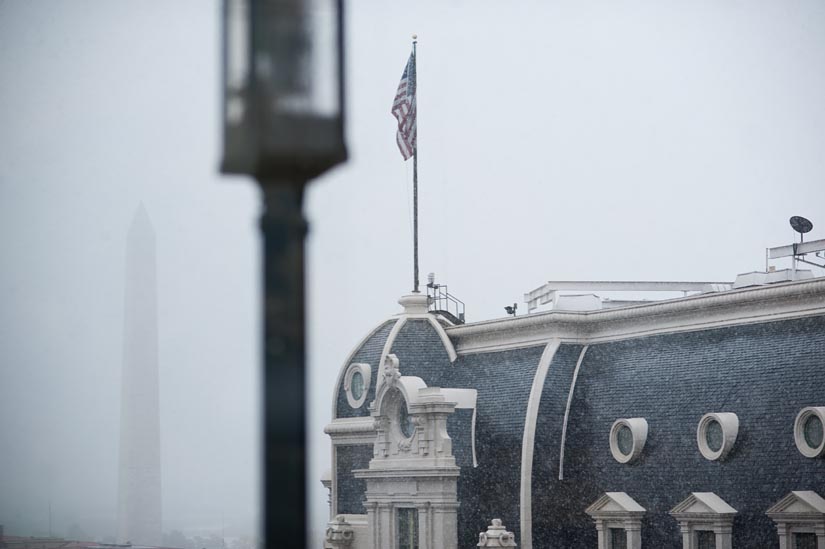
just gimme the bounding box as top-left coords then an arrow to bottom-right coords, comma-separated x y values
117,204 -> 162,546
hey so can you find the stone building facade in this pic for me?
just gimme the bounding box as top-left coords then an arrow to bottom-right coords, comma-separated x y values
324,277 -> 825,549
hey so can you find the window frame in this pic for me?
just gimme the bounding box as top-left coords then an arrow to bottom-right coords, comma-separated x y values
344,362 -> 372,409
396,507 -> 419,549
609,418 -> 648,464
696,412 -> 739,461
794,407 -> 825,458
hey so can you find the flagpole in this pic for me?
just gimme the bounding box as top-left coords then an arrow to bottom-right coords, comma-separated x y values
412,35 -> 419,293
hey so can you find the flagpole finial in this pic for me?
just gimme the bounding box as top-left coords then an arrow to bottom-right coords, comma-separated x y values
412,34 -> 417,41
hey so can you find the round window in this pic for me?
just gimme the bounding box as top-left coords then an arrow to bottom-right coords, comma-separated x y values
795,407 -> 825,458
609,418 -> 648,464
616,425 -> 634,456
399,404 -> 415,438
705,419 -> 724,452
697,412 -> 738,461
351,371 -> 364,401
804,414 -> 824,448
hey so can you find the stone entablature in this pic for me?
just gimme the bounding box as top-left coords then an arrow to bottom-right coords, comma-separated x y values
669,492 -> 737,549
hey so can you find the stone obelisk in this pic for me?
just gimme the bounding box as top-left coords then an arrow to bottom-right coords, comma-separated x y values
117,204 -> 162,546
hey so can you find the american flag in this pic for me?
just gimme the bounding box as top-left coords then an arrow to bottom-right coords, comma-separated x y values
391,53 -> 416,160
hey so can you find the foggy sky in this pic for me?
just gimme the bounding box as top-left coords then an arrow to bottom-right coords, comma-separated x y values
2,0 -> 825,546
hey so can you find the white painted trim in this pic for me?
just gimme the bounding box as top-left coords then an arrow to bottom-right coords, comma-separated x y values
558,345 -> 589,480
519,339 -> 561,549
331,319 -> 398,420
448,278 -> 825,355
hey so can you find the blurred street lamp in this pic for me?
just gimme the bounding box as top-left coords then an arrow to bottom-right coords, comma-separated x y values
222,0 -> 346,180
220,1 -> 347,547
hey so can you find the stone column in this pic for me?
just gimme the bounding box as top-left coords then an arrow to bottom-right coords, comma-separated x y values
364,502 -> 378,549
416,503 -> 430,549
714,523 -> 733,549
595,521 -> 607,549
377,503 -> 392,549
432,503 -> 459,549
776,523 -> 789,549
625,519 -> 642,549
679,524 -> 691,549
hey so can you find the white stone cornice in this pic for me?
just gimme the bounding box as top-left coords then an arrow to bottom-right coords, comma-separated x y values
448,278 -> 825,354
353,466 -> 460,479
325,417 -> 377,435
324,417 -> 376,445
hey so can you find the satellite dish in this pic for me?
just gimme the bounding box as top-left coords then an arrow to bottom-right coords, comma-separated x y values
790,216 -> 813,234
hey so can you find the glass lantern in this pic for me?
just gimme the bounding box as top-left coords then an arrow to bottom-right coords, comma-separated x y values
221,0 -> 347,180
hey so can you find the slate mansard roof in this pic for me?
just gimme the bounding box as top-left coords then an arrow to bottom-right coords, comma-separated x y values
327,277 -> 825,549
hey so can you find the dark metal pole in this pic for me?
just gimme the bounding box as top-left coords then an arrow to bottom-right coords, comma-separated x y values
412,38 -> 419,294
260,180 -> 307,549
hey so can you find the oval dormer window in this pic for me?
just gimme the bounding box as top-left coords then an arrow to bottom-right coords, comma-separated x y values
795,407 -> 825,458
609,418 -> 648,464
344,363 -> 371,409
697,412 -> 739,461
616,424 -> 634,456
705,418 -> 724,452
805,414 -> 824,448
351,371 -> 364,401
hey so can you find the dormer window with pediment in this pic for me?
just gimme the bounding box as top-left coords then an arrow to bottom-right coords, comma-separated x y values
669,492 -> 737,549
585,492 -> 646,549
767,491 -> 825,549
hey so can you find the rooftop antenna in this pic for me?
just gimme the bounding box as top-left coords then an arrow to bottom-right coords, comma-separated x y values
769,216 -> 825,277
790,215 -> 813,243
791,216 -> 813,277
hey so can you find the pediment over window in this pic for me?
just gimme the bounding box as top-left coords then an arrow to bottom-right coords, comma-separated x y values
586,492 -> 646,517
586,493 -> 645,549
767,491 -> 825,517
670,492 -> 737,517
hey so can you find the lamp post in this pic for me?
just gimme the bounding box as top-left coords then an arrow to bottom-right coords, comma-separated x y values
221,1 -> 347,547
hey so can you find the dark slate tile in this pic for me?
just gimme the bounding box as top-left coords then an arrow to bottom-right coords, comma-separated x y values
531,316 -> 825,549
